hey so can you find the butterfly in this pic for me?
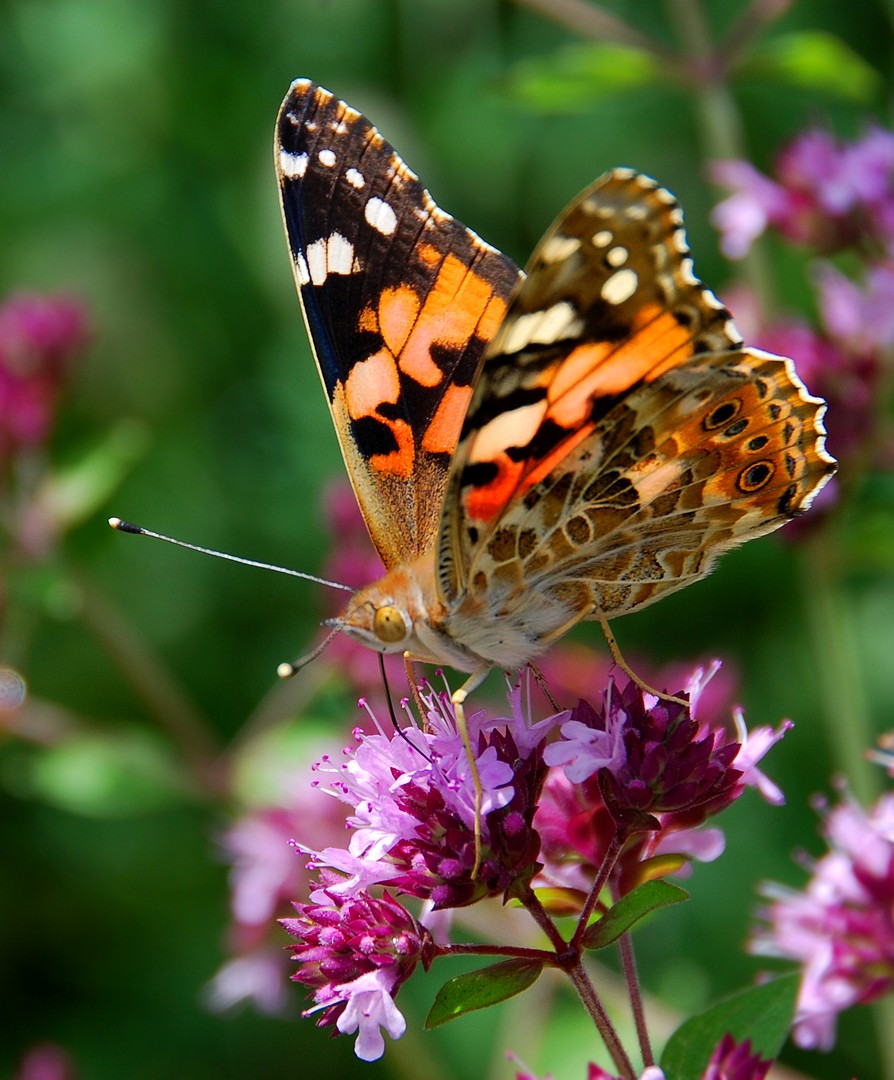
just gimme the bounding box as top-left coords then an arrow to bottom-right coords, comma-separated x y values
275,79 -> 835,863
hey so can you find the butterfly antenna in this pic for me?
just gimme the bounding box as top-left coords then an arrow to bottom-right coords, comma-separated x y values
277,624 -> 343,679
108,517 -> 353,593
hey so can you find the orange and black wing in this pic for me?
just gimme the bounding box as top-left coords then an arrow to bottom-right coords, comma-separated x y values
276,80 -> 522,568
438,170 -> 835,616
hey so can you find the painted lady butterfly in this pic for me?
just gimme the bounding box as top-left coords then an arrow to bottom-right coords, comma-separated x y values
275,79 -> 835,856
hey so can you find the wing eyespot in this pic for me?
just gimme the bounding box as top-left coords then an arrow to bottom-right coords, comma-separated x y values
737,461 -> 775,492
704,399 -> 742,430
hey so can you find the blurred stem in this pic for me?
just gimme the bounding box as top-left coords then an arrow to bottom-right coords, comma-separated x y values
873,996 -> 894,1080
74,571 -> 225,797
513,0 -> 678,63
717,0 -> 795,72
801,535 -> 876,804
665,0 -> 776,315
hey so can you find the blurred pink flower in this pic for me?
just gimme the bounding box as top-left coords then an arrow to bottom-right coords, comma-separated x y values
0,292 -> 89,461
710,161 -> 794,259
209,740 -> 350,1014
14,1045 -> 77,1080
712,125 -> 894,257
752,789 -> 894,1050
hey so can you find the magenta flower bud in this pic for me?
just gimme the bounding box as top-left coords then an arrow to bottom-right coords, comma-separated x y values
282,888 -> 429,1060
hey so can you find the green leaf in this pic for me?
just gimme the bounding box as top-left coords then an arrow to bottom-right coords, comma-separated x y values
425,959 -> 543,1028
581,879 -> 688,950
661,973 -> 799,1079
741,32 -> 881,103
3,727 -> 187,816
504,43 -> 664,114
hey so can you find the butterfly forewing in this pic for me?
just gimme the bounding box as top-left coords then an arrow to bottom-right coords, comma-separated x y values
276,79 -> 522,567
438,170 -> 836,620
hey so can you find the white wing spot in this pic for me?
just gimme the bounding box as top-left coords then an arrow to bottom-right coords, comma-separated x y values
305,232 -> 357,285
279,150 -> 308,178
539,234 -> 580,263
601,268 -> 639,306
500,302 -> 582,354
345,168 -> 365,189
606,246 -> 628,267
365,196 -> 398,236
294,252 -> 310,286
318,149 -> 337,167
331,121 -> 349,135
470,401 -> 548,465
591,230 -> 613,248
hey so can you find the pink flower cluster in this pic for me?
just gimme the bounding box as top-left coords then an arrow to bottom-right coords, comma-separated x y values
537,669 -> 788,900
281,668 -> 787,1060
752,789 -> 894,1050
712,126 -> 894,259
712,125 -> 894,476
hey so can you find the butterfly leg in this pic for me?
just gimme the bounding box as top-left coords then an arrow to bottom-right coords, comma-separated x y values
452,666 -> 491,879
401,653 -> 429,724
596,612 -> 688,708
528,662 -> 561,712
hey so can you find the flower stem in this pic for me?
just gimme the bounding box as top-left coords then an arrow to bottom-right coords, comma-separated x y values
523,886 -> 574,953
566,959 -> 637,1079
618,932 -> 653,1066
519,886 -> 634,1074
436,942 -> 558,964
572,827 -> 624,950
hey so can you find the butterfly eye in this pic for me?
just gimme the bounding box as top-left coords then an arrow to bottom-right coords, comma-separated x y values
373,605 -> 408,644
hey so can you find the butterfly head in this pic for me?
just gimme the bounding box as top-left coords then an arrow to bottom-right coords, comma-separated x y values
324,561 -> 482,672
323,563 -> 431,659
326,596 -> 412,655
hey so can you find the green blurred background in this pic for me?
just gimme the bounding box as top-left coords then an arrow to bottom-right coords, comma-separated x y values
2,0 -> 893,1077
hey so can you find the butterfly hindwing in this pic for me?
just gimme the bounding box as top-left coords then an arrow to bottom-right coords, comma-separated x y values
438,170 -> 835,616
276,79 -> 522,568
